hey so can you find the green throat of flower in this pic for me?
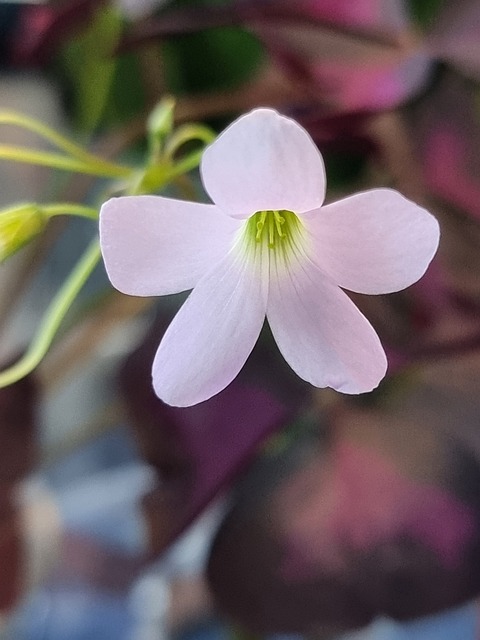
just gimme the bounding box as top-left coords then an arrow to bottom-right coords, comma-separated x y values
245,210 -> 302,253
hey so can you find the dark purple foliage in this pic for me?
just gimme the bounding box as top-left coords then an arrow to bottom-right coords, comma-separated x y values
120,313 -> 309,554
208,396 -> 480,634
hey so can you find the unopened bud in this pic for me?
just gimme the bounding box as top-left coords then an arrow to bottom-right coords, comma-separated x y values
0,203 -> 46,262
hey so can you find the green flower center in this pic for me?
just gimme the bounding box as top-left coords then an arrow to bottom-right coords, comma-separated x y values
245,210 -> 302,251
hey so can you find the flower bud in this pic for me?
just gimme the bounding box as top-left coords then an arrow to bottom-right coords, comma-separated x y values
147,97 -> 175,148
0,203 -> 46,262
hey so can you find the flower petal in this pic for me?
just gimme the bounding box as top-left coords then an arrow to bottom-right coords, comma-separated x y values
99,195 -> 240,296
304,188 -> 440,294
200,109 -> 326,218
267,255 -> 387,394
153,250 -> 268,406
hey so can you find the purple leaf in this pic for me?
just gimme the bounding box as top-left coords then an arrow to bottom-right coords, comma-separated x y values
255,21 -> 431,112
120,314 -> 309,554
286,0 -> 407,30
0,490 -> 21,612
11,0 -> 107,66
428,0 -> 480,81
0,372 -> 38,611
0,372 -> 37,483
414,72 -> 480,222
208,399 -> 480,633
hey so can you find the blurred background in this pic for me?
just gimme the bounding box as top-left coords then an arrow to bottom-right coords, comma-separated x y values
2,0 -> 480,638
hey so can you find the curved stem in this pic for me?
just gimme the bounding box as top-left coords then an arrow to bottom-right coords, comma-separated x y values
0,145 -> 132,179
43,203 -> 98,220
163,123 -> 215,161
0,239 -> 101,388
0,110 -> 131,176
166,149 -> 204,180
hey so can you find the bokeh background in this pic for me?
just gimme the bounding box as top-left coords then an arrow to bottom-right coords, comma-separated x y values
2,0 -> 480,638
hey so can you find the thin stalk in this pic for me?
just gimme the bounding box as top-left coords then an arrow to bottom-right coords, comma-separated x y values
43,203 -> 98,220
0,110 -> 131,175
0,145 -> 132,179
163,123 -> 215,161
166,149 -> 203,180
0,239 -> 101,388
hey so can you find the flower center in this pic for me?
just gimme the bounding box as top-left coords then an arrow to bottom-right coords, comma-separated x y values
245,210 -> 301,250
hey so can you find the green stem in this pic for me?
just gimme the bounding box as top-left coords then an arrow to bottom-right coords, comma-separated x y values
0,239 -> 101,388
0,144 -> 132,179
0,110 -> 131,175
43,203 -> 98,220
163,124 -> 215,161
166,149 -> 204,181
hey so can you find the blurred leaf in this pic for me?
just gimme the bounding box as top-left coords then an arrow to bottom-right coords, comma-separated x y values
101,52 -> 146,126
208,395 -> 480,634
118,0 -> 265,94
427,0 -> 480,80
0,371 -> 37,483
0,491 -> 20,612
11,0 -> 104,66
0,5 -> 20,65
61,6 -> 123,133
322,151 -> 367,188
162,26 -> 264,95
0,372 -> 38,612
119,0 -> 427,109
250,2 -> 432,113
290,0 -> 407,30
407,0 -> 446,29
413,72 -> 480,222
291,110 -> 374,189
120,313 -> 309,554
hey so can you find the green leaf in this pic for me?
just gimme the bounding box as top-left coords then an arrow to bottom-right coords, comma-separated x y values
102,52 -> 146,125
407,0 -> 446,29
163,27 -> 264,94
61,6 -> 123,133
323,151 -> 367,190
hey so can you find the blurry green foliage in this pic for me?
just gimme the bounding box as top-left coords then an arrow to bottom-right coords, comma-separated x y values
59,0 -> 264,131
162,0 -> 265,94
101,52 -> 146,126
407,0 -> 445,29
323,152 -> 367,190
162,28 -> 264,94
61,6 -> 124,133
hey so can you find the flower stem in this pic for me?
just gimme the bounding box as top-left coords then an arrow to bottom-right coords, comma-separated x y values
0,239 -> 101,388
43,203 -> 98,220
166,148 -> 204,180
0,110 -> 132,176
0,144 -> 132,179
163,123 -> 216,161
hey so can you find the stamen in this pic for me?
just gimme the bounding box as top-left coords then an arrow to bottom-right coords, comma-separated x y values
245,209 -> 302,255
256,211 -> 267,241
274,211 -> 286,239
268,213 -> 275,247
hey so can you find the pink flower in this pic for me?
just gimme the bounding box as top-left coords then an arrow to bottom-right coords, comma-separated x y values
100,109 -> 439,407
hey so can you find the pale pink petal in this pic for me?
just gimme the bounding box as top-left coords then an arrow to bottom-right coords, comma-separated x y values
100,195 -> 240,296
303,188 -> 440,294
267,255 -> 387,394
153,250 -> 268,406
200,109 -> 326,219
